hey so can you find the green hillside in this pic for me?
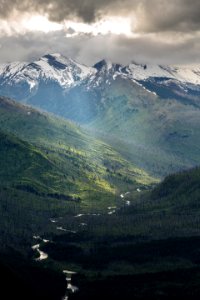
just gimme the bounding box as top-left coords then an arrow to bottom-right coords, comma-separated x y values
0,130 -> 66,193
37,166 -> 200,300
84,77 -> 200,176
0,96 -> 156,206
150,166 -> 200,212
1,96 -> 200,300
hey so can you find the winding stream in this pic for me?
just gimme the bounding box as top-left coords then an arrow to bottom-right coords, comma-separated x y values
31,191 -> 133,299
62,270 -> 79,300
32,243 -> 48,261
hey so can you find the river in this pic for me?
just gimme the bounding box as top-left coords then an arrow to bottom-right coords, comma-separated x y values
62,270 -> 79,300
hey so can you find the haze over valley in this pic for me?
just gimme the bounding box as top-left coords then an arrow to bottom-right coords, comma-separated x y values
0,1 -> 200,299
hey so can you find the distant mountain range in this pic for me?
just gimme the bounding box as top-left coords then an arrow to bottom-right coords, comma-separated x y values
0,53 -> 199,118
0,53 -> 200,92
0,53 -> 200,176
1,55 -> 200,300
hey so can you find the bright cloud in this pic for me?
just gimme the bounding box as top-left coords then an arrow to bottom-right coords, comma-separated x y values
0,14 -> 63,36
64,17 -> 134,37
0,14 -> 134,38
0,0 -> 199,65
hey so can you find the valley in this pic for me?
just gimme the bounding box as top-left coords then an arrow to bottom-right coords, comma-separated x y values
0,54 -> 200,299
0,54 -> 199,176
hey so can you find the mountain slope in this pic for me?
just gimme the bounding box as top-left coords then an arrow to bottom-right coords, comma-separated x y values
85,75 -> 200,175
151,166 -> 200,205
0,53 -> 96,112
0,130 -> 58,191
0,55 -> 200,176
1,96 -> 200,300
38,166 -> 200,300
0,96 -> 155,204
1,54 -> 199,116
125,62 -> 200,84
0,53 -> 95,90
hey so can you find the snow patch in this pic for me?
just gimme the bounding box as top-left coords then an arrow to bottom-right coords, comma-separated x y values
0,54 -> 96,90
126,63 -> 200,84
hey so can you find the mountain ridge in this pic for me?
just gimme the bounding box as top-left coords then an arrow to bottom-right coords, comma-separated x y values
0,54 -> 200,176
0,96 -> 155,202
0,53 -> 200,91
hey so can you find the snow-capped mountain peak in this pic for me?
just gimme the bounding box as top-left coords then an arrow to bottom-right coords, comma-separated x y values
41,53 -> 77,68
0,53 -> 96,91
0,54 -> 200,105
125,62 -> 200,85
0,62 -> 28,79
93,59 -> 122,73
93,59 -> 114,71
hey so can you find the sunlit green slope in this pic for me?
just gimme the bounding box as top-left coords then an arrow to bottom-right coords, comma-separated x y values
0,96 -> 156,207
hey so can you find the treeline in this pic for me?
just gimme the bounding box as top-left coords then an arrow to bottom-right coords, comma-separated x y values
16,184 -> 81,202
0,187 -> 80,252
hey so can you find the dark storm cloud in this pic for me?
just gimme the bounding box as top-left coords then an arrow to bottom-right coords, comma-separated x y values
0,0 -> 200,32
136,0 -> 200,33
0,0 -> 123,23
0,0 -> 199,65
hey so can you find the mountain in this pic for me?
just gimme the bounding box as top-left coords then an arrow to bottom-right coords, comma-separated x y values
124,62 -> 200,107
0,53 -> 95,90
0,54 -> 199,103
38,165 -> 200,300
1,55 -> 200,300
125,62 -> 200,84
151,166 -> 200,206
0,54 -> 200,176
0,53 -> 96,117
1,97 -> 200,300
0,96 -> 155,204
0,95 -> 158,263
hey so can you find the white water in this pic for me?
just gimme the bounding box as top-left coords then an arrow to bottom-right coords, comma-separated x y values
62,270 -> 79,300
50,218 -> 58,223
36,249 -> 48,261
33,235 -> 41,240
108,210 -> 116,215
119,191 -> 132,207
63,270 -> 77,275
43,239 -> 50,243
74,214 -> 85,218
75,213 -> 101,218
57,226 -> 67,232
32,244 -> 40,250
67,283 -> 79,293
32,243 -> 48,261
32,235 -> 50,261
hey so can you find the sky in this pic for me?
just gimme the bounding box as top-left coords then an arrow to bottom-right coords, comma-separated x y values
0,0 -> 199,65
